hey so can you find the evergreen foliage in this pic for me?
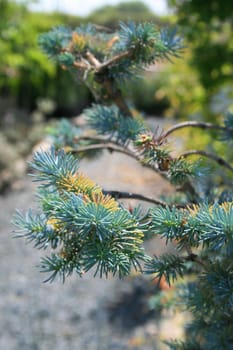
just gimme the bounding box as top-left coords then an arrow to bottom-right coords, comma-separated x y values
13,21 -> 233,349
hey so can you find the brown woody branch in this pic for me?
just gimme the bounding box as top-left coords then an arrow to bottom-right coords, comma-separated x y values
184,253 -> 206,267
96,51 -> 131,73
101,78 -> 132,116
71,142 -> 135,158
72,49 -> 133,116
73,61 -> 89,69
103,190 -> 167,207
180,150 -> 233,173
183,243 -> 206,267
81,50 -> 131,73
85,51 -> 101,68
163,121 -> 228,139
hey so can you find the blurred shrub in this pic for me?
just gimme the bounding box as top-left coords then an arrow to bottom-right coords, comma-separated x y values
87,1 -> 165,28
167,0 -> 233,120
153,52 -> 206,120
125,51 -> 205,119
126,71 -> 170,116
168,0 -> 233,91
0,1 -> 91,115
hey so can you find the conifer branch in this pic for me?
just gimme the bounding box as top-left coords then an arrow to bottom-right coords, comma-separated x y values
102,190 -> 167,207
70,139 -> 199,199
73,61 -> 89,70
81,50 -> 133,116
85,51 -> 101,68
184,244 -> 206,267
70,143 -> 135,158
78,49 -> 131,73
96,51 -> 131,73
163,121 -> 228,138
180,150 -> 233,173
69,141 -> 168,179
74,135 -> 109,142
186,254 -> 206,267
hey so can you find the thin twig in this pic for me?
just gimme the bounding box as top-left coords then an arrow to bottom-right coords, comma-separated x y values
73,51 -> 131,72
72,47 -> 132,116
182,243 -> 206,267
184,253 -> 207,268
105,190 -> 197,210
180,150 -> 233,173
163,121 -> 228,139
74,135 -> 110,142
71,143 -> 135,158
73,61 -> 89,69
80,50 -> 131,73
103,190 -> 167,207
85,51 -> 101,68
96,51 -> 131,73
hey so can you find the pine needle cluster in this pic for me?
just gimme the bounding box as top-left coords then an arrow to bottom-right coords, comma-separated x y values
14,149 -> 148,282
